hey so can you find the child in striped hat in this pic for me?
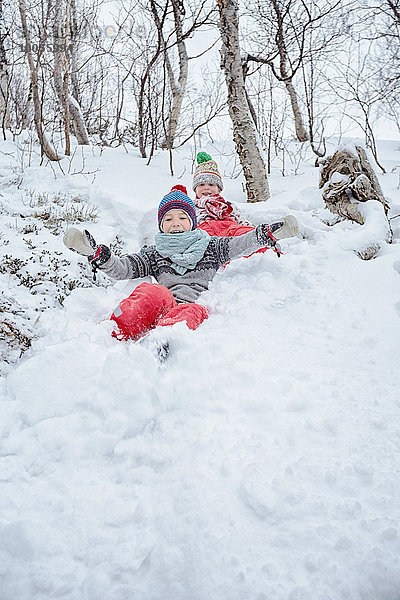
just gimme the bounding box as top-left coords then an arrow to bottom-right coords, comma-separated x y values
192,151 -> 254,235
64,185 -> 298,341
157,185 -> 198,232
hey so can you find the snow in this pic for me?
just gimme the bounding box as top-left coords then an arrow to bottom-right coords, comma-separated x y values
329,171 -> 349,185
1,137 -> 400,599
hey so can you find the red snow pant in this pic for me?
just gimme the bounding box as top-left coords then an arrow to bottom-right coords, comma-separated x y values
198,219 -> 269,258
111,282 -> 209,341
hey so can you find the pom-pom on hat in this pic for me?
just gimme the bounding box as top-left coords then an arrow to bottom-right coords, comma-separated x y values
158,185 -> 197,231
192,152 -> 223,192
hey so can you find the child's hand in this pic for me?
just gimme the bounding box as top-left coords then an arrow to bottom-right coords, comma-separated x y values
269,216 -> 299,240
63,228 -> 98,256
63,228 -> 111,271
255,216 -> 299,256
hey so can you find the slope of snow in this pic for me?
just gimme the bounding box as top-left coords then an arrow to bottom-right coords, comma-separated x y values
1,137 -> 400,599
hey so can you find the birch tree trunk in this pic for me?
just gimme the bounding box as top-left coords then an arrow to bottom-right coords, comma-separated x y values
148,0 -> 188,150
162,0 -> 188,149
217,0 -> 270,202
138,0 -> 167,158
284,78 -> 309,143
0,0 -> 10,135
68,0 -> 89,144
18,0 -> 60,161
21,84 -> 32,131
54,0 -> 71,155
271,0 -> 309,143
53,0 -> 89,150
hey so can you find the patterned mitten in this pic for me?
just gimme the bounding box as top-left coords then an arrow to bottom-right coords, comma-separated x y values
64,228 -> 96,255
269,216 -> 299,240
63,228 -> 111,266
255,216 -> 298,257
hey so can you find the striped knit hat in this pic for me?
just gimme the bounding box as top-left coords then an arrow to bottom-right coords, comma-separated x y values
158,185 -> 197,231
192,152 -> 223,192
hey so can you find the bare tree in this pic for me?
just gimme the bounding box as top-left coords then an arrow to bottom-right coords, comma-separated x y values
300,26 -> 330,158
137,6 -> 166,158
53,0 -> 90,153
244,0 -> 310,142
0,0 -> 11,136
243,0 -> 350,144
361,0 -> 400,135
53,0 -> 71,154
108,0 -> 218,158
217,0 -> 270,202
160,0 -> 217,150
242,61 -> 295,174
9,0 -> 394,175
158,0 -> 189,150
324,39 -> 389,173
18,0 -> 60,160
66,0 -> 90,144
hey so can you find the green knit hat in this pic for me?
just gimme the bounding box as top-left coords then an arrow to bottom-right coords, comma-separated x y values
192,152 -> 223,192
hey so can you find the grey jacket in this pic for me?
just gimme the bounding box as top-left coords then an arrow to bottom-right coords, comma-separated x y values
97,226 -> 274,303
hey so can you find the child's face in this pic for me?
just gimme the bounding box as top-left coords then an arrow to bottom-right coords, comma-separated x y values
162,209 -> 192,233
195,183 -> 220,198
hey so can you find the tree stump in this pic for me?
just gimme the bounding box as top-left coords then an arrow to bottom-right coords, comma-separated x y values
318,146 -> 391,259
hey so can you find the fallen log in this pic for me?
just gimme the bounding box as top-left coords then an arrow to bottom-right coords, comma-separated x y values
318,146 -> 391,259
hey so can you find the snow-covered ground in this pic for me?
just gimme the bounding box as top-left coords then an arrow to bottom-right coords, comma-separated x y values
1,136 -> 400,599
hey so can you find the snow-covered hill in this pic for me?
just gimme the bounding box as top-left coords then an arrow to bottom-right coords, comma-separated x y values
1,137 -> 400,599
